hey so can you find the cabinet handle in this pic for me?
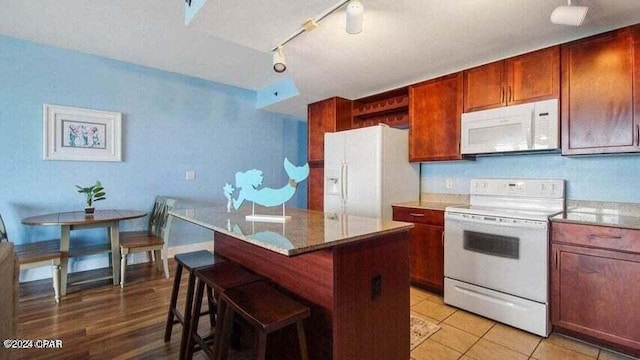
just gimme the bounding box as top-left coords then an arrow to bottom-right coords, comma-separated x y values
554,250 -> 558,269
500,88 -> 505,104
441,232 -> 445,246
636,124 -> 639,147
508,86 -> 513,103
409,213 -> 425,217
588,234 -> 622,240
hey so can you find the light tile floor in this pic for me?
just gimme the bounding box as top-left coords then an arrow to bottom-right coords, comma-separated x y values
410,287 -> 638,360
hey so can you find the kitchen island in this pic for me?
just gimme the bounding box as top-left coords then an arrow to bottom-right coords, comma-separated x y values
170,204 -> 413,360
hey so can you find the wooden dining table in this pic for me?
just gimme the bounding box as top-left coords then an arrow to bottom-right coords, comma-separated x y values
22,209 -> 146,296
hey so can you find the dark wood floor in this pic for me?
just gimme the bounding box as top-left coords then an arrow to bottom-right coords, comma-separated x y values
11,259 -> 213,360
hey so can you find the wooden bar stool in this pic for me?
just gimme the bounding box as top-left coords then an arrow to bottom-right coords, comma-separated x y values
164,250 -> 225,360
185,262 -> 264,360
215,281 -> 311,360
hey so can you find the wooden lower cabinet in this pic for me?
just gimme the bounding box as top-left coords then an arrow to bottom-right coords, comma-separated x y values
393,206 -> 444,293
409,223 -> 444,292
551,222 -> 640,357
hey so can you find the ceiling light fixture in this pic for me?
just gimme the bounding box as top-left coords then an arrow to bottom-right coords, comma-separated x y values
273,46 -> 287,73
270,0 -> 364,73
550,0 -> 589,26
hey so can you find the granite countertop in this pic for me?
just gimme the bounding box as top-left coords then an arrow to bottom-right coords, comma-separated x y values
393,193 -> 470,212
550,200 -> 640,230
170,204 -> 413,256
393,201 -> 455,211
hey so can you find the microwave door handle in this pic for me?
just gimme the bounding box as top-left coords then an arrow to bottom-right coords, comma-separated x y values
526,114 -> 534,149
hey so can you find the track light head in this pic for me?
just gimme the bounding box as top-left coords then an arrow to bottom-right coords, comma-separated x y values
346,0 -> 364,34
273,47 -> 286,73
269,0 -> 365,73
550,0 -> 588,26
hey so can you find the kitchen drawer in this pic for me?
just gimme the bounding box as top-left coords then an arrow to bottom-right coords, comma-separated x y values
552,222 -> 640,254
392,206 -> 444,226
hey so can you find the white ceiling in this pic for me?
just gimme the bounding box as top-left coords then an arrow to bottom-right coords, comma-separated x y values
2,1 -> 640,119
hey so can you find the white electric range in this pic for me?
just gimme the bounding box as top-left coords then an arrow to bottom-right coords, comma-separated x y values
444,178 -> 565,337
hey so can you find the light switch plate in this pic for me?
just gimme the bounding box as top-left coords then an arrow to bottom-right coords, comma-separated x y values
186,171 -> 196,180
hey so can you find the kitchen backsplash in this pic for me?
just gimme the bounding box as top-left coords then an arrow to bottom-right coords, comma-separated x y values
420,152 -> 640,203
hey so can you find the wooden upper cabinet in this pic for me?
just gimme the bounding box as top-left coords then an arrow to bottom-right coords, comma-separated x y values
463,46 -> 560,112
463,61 -> 505,112
307,97 -> 351,211
409,72 -> 463,162
307,97 -> 352,164
507,46 -> 560,105
561,26 -> 640,155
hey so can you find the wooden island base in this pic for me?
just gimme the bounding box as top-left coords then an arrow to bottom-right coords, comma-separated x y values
214,230 -> 410,360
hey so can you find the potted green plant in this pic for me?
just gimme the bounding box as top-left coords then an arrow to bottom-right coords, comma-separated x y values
76,181 -> 106,214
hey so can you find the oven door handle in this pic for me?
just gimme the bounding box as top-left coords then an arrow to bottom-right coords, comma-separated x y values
445,213 -> 547,230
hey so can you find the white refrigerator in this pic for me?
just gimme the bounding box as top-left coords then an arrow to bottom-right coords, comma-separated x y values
323,125 -> 420,220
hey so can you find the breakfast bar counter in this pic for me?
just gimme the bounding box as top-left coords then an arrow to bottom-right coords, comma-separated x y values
170,204 -> 413,360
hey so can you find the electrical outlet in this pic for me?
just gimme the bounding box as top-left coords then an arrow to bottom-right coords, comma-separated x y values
185,171 -> 196,180
446,178 -> 455,189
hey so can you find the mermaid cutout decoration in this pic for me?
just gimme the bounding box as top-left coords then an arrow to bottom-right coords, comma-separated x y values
223,158 -> 309,212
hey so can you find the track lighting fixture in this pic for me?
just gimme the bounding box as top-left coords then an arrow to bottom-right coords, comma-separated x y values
273,47 -> 286,73
269,0 -> 364,73
550,0 -> 589,26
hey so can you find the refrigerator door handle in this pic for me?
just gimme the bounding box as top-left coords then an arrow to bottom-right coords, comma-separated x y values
341,163 -> 348,203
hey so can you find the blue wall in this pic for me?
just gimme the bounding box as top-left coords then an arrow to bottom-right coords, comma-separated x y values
421,152 -> 640,202
0,36 -> 307,276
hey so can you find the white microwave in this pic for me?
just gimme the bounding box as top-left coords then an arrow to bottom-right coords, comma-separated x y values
460,99 -> 559,155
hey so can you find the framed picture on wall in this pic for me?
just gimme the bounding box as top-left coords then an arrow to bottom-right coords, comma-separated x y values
43,104 -> 122,162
